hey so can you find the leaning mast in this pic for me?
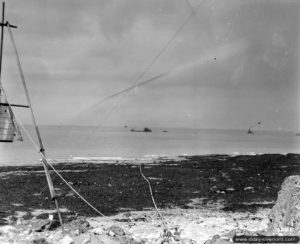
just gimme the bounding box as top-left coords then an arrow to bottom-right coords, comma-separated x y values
0,2 -> 5,88
0,2 -> 64,230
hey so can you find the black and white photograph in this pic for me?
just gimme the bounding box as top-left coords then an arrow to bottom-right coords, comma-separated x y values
0,0 -> 299,243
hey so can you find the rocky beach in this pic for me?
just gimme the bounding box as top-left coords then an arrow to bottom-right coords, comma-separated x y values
0,153 -> 299,243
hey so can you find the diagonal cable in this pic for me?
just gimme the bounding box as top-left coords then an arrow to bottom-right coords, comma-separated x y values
0,84 -> 105,217
83,0 -> 209,125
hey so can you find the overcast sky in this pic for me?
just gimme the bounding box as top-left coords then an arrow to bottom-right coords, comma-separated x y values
1,0 -> 299,131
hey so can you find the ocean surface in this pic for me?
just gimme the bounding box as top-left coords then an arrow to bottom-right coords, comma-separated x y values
0,125 -> 300,165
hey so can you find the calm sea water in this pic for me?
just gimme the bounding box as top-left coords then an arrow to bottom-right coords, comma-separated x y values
0,125 -> 299,165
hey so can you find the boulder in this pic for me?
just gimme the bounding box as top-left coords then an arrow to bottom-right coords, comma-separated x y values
268,175 -> 300,234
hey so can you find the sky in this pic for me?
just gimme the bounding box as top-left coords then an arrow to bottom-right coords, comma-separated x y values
1,0 -> 299,131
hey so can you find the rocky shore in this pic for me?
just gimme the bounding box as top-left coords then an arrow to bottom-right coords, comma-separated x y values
0,154 -> 299,243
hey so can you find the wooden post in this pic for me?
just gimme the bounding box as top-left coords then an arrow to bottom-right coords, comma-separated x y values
0,2 -> 5,97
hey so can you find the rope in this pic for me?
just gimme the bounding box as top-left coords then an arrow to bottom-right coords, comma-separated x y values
91,71 -> 170,109
1,26 -> 106,217
3,0 -> 208,221
35,0 -> 210,213
139,165 -> 168,231
2,86 -> 105,217
6,22 -> 46,151
127,0 -> 209,91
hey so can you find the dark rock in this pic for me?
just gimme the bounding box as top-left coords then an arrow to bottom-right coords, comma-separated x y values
286,154 -> 300,159
48,219 -> 61,231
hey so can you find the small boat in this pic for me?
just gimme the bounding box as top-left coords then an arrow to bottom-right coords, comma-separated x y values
130,127 -> 152,132
248,128 -> 254,134
247,122 -> 261,134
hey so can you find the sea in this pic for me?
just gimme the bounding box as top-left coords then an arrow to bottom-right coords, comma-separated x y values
0,125 -> 300,166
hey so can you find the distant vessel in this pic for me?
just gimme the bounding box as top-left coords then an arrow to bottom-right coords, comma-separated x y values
247,122 -> 261,134
130,127 -> 152,132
